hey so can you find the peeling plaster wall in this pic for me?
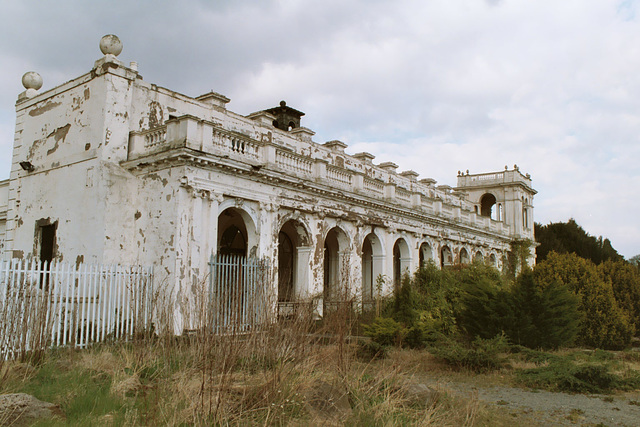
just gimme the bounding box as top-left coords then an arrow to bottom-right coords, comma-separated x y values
7,73 -> 109,262
4,49 -> 534,326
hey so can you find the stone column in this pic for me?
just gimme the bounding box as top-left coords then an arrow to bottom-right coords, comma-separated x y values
295,246 -> 313,299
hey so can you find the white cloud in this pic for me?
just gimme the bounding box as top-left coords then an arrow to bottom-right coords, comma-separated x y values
0,0 -> 639,257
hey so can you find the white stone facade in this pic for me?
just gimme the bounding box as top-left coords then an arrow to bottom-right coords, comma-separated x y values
0,36 -> 536,324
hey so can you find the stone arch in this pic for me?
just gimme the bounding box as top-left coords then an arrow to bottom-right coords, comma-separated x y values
323,226 -> 350,306
474,250 -> 484,264
489,253 -> 498,268
276,214 -> 312,246
217,200 -> 259,256
277,218 -> 312,313
393,237 -> 411,288
441,244 -> 453,268
480,193 -> 498,220
218,206 -> 258,257
419,242 -> 433,268
459,247 -> 470,265
362,232 -> 383,308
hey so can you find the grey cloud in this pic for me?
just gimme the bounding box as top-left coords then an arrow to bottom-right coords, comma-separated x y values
1,0 -> 639,257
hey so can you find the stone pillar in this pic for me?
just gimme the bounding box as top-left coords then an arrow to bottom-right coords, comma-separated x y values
352,173 -> 364,192
206,192 -> 223,257
384,183 -> 396,200
372,254 -> 385,295
314,158 -> 327,182
296,246 -> 313,299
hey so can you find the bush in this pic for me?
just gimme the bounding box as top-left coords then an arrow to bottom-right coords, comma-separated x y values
506,270 -> 581,349
356,340 -> 388,361
534,252 -> 634,349
516,360 -> 638,393
598,260 -> 640,335
428,334 -> 510,373
411,262 -> 460,336
456,272 -> 510,340
392,273 -> 417,326
362,317 -> 406,347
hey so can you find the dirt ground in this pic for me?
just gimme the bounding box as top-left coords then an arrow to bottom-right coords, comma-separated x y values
441,379 -> 640,426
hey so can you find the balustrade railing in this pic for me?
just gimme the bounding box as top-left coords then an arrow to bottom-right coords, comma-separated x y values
212,129 -> 261,161
364,177 -> 384,195
327,165 -> 352,186
473,172 -> 504,181
275,149 -> 313,175
143,128 -> 167,149
396,187 -> 411,202
127,117 -> 511,235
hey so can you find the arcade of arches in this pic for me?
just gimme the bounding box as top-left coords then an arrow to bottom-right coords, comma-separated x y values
215,206 -> 504,313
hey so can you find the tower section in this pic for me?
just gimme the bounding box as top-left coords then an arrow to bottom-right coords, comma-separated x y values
455,166 -> 537,243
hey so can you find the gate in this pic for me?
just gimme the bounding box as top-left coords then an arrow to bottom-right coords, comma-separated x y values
208,254 -> 269,333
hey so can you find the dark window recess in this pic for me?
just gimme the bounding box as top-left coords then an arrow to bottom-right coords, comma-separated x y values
39,223 -> 56,289
40,224 -> 56,263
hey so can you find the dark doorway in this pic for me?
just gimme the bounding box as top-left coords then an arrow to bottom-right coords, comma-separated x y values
278,231 -> 294,302
40,224 -> 56,263
218,208 -> 249,256
38,222 -> 57,289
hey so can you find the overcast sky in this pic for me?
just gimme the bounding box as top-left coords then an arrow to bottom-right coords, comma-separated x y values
1,0 -> 639,258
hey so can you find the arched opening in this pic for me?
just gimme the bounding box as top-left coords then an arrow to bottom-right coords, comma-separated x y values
475,251 -> 484,263
213,206 -> 260,332
362,233 -> 383,310
218,208 -> 248,256
459,248 -> 470,265
278,232 -> 294,303
441,245 -> 453,268
277,218 -> 312,317
419,242 -> 433,268
489,253 -> 497,268
288,121 -> 295,131
522,198 -> 529,229
480,193 -> 497,220
393,238 -> 410,288
324,227 -> 349,308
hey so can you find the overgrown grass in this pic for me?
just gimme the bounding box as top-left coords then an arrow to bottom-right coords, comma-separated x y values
513,348 -> 640,393
0,314 -> 511,426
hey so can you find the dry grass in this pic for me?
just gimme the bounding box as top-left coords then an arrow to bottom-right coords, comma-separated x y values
0,269 -> 518,425
0,306 -> 515,426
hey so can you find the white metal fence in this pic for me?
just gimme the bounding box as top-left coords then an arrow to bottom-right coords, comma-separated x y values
209,254 -> 269,334
0,259 -> 153,359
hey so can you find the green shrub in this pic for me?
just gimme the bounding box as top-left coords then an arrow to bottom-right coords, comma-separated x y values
428,334 -> 510,373
393,273 -> 416,326
412,262 -> 460,336
356,340 -> 388,361
599,260 -> 640,334
516,358 -> 640,393
506,270 -> 581,349
534,252 -> 634,349
362,317 -> 406,347
404,326 -> 425,349
455,271 -> 510,340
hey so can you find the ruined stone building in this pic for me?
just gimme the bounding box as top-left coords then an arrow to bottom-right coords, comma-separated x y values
0,36 -> 536,321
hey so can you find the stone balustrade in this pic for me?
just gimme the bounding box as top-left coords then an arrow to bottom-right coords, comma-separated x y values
457,168 -> 532,187
127,114 -> 510,235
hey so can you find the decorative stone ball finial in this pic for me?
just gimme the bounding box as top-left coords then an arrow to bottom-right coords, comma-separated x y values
22,71 -> 43,90
280,100 -> 286,107
99,34 -> 123,56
